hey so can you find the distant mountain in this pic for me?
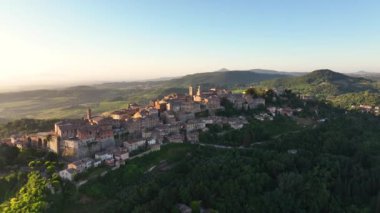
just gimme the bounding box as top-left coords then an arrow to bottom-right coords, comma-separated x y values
220,68 -> 306,76
247,69 -> 306,76
261,69 -> 378,97
347,71 -> 380,81
216,68 -> 230,72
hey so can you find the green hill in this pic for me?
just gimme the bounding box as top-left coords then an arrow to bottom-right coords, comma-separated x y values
261,69 -> 378,98
166,70 -> 292,88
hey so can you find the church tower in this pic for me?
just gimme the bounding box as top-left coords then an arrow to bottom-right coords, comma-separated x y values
189,85 -> 193,96
193,85 -> 202,102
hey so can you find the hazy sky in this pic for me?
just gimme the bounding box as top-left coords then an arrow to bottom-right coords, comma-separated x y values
1,0 -> 379,88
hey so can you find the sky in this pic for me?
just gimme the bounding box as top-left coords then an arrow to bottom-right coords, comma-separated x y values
0,0 -> 379,89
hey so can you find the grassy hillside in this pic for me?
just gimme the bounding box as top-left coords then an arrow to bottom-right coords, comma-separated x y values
0,70 -> 293,121
261,69 -> 378,98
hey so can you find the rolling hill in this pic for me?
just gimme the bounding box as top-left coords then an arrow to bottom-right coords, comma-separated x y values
261,69 -> 378,98
165,70 -> 294,88
0,69 -> 296,121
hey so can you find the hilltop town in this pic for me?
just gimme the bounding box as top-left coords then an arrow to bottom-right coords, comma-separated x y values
5,79 -> 379,185
7,85 -> 274,181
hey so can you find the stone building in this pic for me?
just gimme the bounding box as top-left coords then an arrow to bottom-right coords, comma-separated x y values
53,109 -> 116,159
204,95 -> 222,110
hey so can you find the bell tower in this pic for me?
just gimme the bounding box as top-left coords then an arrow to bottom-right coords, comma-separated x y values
196,85 -> 201,96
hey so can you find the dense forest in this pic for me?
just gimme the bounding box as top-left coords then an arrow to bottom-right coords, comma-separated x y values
331,91 -> 380,108
0,144 -> 60,207
0,160 -> 61,212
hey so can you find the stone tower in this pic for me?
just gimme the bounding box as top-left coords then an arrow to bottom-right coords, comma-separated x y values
196,85 -> 201,96
87,108 -> 92,120
189,85 -> 193,96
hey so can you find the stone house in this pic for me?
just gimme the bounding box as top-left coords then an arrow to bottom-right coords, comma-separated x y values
67,158 -> 93,173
